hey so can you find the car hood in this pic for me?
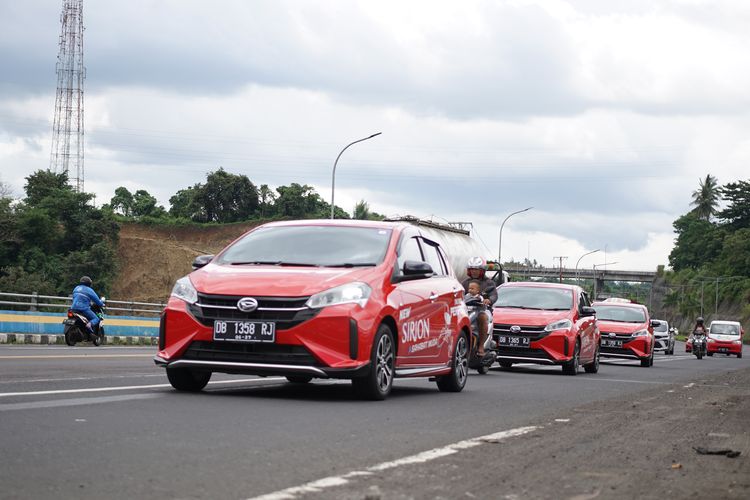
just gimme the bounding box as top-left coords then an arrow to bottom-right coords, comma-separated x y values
189,263 -> 382,296
597,320 -> 647,334
709,334 -> 740,342
492,308 -> 570,327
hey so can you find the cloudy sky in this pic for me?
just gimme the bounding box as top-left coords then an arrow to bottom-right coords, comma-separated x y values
1,0 -> 749,271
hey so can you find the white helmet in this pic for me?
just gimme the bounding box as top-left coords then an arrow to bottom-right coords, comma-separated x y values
467,256 -> 487,271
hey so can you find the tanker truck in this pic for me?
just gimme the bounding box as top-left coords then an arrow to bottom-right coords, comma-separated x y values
385,216 -> 508,285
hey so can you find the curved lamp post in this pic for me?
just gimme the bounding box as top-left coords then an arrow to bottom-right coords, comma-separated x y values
575,249 -> 600,281
498,207 -> 533,262
330,132 -> 382,219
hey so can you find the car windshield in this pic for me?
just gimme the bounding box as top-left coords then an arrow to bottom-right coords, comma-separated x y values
594,305 -> 646,323
216,225 -> 393,267
495,287 -> 573,311
653,322 -> 668,332
710,323 -> 740,336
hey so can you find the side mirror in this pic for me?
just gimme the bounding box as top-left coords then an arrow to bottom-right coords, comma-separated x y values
394,260 -> 434,282
580,306 -> 596,317
192,254 -> 214,270
650,319 -> 661,328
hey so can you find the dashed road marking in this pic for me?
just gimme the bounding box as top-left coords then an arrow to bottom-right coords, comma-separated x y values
0,393 -> 161,412
248,426 -> 539,500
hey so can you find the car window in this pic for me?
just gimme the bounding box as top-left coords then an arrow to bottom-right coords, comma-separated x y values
653,322 -> 668,332
217,225 -> 393,267
593,305 -> 646,323
710,323 -> 740,336
421,239 -> 446,276
397,236 -> 424,273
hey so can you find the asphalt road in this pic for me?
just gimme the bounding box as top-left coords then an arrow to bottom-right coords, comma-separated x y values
0,343 -> 747,499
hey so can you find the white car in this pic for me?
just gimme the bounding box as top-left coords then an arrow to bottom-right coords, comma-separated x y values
652,319 -> 675,355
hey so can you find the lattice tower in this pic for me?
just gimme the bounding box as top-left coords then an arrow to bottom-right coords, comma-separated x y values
50,0 -> 85,192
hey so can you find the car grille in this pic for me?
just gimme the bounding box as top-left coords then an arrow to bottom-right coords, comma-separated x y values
183,341 -> 320,366
188,293 -> 320,329
493,324 -> 550,341
601,332 -> 633,340
495,347 -> 553,360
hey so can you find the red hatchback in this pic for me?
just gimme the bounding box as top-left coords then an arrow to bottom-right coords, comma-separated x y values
592,301 -> 657,367
154,220 -> 472,400
491,282 -> 600,375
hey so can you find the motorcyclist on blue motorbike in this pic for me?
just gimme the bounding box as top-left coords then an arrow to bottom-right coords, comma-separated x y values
461,257 -> 497,357
71,276 -> 105,334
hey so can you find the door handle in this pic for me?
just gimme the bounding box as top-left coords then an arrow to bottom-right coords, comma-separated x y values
429,293 -> 439,302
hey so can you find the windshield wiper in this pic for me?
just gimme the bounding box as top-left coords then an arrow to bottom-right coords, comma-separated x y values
499,305 -> 544,310
327,263 -> 377,268
229,261 -> 317,267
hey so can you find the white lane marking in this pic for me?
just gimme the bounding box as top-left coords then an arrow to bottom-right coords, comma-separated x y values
0,377 -> 286,398
0,354 -> 154,359
0,393 -> 161,412
0,374 -> 166,385
684,382 -> 695,388
580,378 -> 671,385
554,419 -> 570,422
248,426 -> 539,500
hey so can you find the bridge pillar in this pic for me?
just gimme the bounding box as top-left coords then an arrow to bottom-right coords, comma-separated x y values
594,277 -> 605,300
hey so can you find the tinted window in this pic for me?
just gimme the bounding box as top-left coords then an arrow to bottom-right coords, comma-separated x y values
495,287 -> 573,311
397,236 -> 424,273
217,226 -> 392,267
653,322 -> 669,332
421,240 -> 446,276
593,305 -> 646,323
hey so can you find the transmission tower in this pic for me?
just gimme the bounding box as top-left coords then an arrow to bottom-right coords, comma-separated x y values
50,0 -> 86,192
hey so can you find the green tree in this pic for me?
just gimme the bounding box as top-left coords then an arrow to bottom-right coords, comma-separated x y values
690,174 -> 721,221
132,189 -> 166,218
258,184 -> 276,218
353,200 -> 371,220
109,187 -> 135,217
717,179 -> 750,230
668,213 -> 723,271
169,185 -> 201,220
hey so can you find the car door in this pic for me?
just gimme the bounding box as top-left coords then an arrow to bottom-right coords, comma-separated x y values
577,291 -> 597,362
392,234 -> 443,367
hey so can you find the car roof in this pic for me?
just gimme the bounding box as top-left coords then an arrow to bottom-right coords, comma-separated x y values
710,320 -> 741,325
500,281 -> 582,292
261,219 -> 404,230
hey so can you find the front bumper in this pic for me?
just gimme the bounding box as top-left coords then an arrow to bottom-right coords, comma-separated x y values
600,336 -> 652,360
492,328 -> 575,365
653,336 -> 672,351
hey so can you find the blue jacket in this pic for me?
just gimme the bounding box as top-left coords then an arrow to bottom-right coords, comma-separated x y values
71,284 -> 104,311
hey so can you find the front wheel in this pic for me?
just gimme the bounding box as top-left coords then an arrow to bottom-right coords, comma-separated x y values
166,367 -> 211,392
641,349 -> 654,367
562,340 -> 580,376
696,349 -> 703,360
583,345 -> 600,374
738,352 -> 743,359
437,332 -> 469,392
92,333 -> 102,346
352,325 -> 395,400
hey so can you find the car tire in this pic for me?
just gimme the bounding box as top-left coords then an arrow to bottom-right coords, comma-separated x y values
583,344 -> 600,374
498,360 -> 513,369
352,325 -> 395,400
738,352 -> 742,359
166,367 -> 211,392
562,340 -> 580,376
641,349 -> 654,367
286,375 -> 313,384
437,332 -> 469,392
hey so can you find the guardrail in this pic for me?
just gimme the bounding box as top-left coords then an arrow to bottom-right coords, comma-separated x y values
0,291 -> 165,316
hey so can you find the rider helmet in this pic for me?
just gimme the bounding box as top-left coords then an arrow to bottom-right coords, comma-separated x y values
467,257 -> 487,278
696,316 -> 704,325
80,276 -> 93,287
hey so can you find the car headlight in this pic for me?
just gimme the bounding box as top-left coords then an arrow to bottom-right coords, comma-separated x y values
171,276 -> 198,305
632,329 -> 649,337
544,319 -> 572,332
733,340 -> 742,345
707,338 -> 715,343
305,282 -> 371,309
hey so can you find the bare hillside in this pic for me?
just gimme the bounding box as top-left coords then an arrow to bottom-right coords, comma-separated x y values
111,222 -> 261,303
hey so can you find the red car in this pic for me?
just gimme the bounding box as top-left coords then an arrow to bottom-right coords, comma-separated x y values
491,282 -> 600,375
707,320 -> 744,358
592,301 -> 656,367
154,220 -> 471,400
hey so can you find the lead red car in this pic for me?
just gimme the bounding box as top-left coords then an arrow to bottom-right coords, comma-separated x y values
592,301 -> 657,367
154,220 -> 471,400
491,282 -> 600,375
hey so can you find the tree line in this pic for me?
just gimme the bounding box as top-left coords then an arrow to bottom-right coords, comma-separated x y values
106,167 -> 384,223
664,174 -> 750,322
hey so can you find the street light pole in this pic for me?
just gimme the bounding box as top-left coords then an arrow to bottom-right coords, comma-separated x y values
330,132 -> 382,219
498,207 -> 533,263
575,249 -> 600,281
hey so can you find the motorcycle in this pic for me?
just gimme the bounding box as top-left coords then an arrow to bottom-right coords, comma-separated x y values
63,300 -> 106,346
464,295 -> 497,374
692,330 -> 707,360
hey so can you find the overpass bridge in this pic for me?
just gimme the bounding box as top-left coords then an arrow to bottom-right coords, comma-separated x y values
504,266 -> 657,283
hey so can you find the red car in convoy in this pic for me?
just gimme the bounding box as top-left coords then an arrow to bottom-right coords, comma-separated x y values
154,220 -> 472,400
592,301 -> 657,367
707,320 -> 744,358
491,282 -> 600,375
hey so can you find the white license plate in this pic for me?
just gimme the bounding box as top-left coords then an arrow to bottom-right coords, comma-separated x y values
213,320 -> 275,342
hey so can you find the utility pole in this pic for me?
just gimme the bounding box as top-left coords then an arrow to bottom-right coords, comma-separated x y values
553,256 -> 568,283
50,0 -> 86,192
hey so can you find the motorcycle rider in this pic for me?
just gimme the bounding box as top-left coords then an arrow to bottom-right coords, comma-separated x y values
692,316 -> 708,354
461,257 -> 498,357
71,276 -> 105,334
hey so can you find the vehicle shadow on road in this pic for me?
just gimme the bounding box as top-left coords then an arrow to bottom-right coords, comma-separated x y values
203,380 -> 443,402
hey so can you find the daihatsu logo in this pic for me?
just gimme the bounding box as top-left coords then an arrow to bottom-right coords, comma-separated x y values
609,332 -> 616,338
237,297 -> 258,312
510,325 -> 522,333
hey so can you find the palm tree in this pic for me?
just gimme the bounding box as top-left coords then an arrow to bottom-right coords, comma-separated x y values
690,174 -> 720,221
353,200 -> 371,220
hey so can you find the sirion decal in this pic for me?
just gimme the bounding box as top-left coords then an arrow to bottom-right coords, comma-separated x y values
402,318 -> 430,343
